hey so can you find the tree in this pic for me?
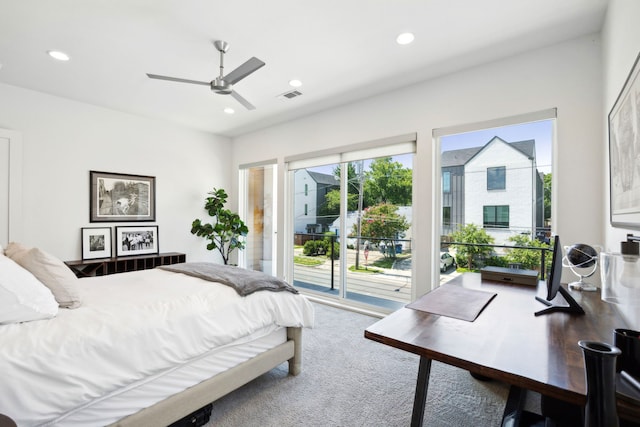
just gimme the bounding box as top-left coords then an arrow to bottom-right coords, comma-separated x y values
320,163 -> 359,216
506,234 -> 550,272
363,157 -> 412,206
543,173 -> 552,224
450,223 -> 494,269
191,188 -> 249,265
356,203 -> 410,258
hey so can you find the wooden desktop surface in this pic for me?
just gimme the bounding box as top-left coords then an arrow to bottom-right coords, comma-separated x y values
364,273 -> 639,419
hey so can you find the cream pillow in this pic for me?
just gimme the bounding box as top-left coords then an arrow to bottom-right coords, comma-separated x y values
0,254 -> 58,324
4,241 -> 28,258
10,247 -> 82,309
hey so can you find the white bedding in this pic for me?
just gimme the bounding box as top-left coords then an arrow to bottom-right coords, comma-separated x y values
0,268 -> 314,426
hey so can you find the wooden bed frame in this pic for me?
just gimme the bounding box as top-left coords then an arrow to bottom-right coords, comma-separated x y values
109,327 -> 302,427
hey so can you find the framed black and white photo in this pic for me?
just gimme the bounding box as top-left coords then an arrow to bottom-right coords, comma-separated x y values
90,171 -> 156,222
115,226 -> 159,257
609,51 -> 640,229
81,227 -> 112,260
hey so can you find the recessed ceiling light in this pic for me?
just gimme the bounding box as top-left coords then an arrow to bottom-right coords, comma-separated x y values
224,107 -> 235,114
396,32 -> 415,45
289,79 -> 302,88
47,50 -> 70,61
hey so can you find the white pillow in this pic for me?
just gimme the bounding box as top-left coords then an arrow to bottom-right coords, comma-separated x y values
0,254 -> 58,324
10,247 -> 81,309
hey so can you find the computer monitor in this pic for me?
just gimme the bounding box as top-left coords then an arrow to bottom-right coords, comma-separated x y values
534,235 -> 585,316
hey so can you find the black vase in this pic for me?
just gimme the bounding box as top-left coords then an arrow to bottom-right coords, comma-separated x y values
579,340 -> 621,427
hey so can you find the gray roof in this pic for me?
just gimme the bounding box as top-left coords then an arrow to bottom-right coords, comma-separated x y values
442,136 -> 535,167
307,170 -> 339,185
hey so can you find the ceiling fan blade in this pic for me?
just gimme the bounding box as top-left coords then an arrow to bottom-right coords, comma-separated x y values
146,73 -> 210,86
230,91 -> 256,110
223,57 -> 265,85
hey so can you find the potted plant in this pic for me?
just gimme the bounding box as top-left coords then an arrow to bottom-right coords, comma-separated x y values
191,188 -> 249,265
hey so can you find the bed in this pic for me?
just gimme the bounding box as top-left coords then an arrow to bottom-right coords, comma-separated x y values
0,243 -> 314,427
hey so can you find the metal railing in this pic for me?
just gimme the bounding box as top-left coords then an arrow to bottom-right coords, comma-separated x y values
441,241 -> 550,280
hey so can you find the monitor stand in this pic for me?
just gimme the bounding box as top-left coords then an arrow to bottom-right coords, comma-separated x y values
534,286 -> 585,316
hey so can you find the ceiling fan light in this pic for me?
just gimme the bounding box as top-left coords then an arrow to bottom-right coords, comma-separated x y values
224,107 -> 235,114
47,50 -> 70,61
396,32 -> 415,45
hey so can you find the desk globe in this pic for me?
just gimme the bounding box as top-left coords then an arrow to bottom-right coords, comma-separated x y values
563,243 -> 599,291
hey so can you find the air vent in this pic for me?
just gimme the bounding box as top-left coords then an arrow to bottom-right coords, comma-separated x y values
277,90 -> 303,100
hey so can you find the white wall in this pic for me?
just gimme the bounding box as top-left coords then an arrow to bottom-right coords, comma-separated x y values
602,0 -> 640,327
0,82 -> 231,262
232,34 -> 604,300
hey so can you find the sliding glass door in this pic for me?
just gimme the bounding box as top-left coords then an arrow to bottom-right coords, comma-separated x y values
291,163 -> 342,295
287,138 -> 415,311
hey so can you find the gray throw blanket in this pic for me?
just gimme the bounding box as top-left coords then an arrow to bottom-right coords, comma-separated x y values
158,262 -> 299,296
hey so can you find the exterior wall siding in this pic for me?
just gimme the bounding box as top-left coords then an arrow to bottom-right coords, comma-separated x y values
465,139 -> 535,242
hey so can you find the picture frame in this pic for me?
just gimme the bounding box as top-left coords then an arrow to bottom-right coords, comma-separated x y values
609,51 -> 640,229
90,171 -> 156,222
81,227 -> 112,260
115,225 -> 159,257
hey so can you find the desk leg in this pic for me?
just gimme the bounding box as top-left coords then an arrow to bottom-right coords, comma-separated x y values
412,356 -> 432,427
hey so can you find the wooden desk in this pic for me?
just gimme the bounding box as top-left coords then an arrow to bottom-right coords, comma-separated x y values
364,273 -> 639,426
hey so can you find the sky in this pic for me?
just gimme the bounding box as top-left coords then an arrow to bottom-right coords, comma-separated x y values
306,119 -> 554,175
441,120 -> 553,173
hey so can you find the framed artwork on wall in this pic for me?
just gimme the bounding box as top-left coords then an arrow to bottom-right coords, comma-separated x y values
81,227 -> 112,260
115,225 -> 159,257
609,51 -> 640,229
90,171 -> 156,222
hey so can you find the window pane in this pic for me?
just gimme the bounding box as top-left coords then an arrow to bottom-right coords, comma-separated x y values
487,166 -> 506,190
443,206 -> 451,226
483,205 -> 509,228
240,164 -> 276,274
439,117 -> 554,284
443,171 -> 451,193
290,153 -> 413,311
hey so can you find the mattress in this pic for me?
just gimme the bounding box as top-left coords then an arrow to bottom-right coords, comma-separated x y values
48,326 -> 287,426
0,268 -> 314,426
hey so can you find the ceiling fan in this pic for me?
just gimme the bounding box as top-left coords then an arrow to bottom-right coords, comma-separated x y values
146,40 -> 265,110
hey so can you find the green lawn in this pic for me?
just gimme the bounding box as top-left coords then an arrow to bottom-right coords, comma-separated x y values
293,255 -> 325,266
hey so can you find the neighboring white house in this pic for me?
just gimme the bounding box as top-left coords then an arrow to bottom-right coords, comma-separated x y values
443,136 -> 544,244
293,169 -> 339,234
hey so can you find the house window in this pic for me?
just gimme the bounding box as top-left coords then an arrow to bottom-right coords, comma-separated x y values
304,183 -> 308,196
483,205 -> 509,228
443,206 -> 451,226
304,203 -> 308,216
442,171 -> 451,193
487,166 -> 506,190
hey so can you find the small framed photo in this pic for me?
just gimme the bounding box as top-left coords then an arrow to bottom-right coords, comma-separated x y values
115,225 -> 159,257
90,171 -> 156,222
82,227 -> 112,260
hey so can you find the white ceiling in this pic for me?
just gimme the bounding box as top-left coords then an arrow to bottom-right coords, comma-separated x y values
0,0 -> 609,137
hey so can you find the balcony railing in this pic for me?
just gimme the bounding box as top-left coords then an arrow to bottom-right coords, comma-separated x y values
442,241 -> 550,280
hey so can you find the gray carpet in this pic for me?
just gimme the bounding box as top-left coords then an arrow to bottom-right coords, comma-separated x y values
203,302 -> 540,426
